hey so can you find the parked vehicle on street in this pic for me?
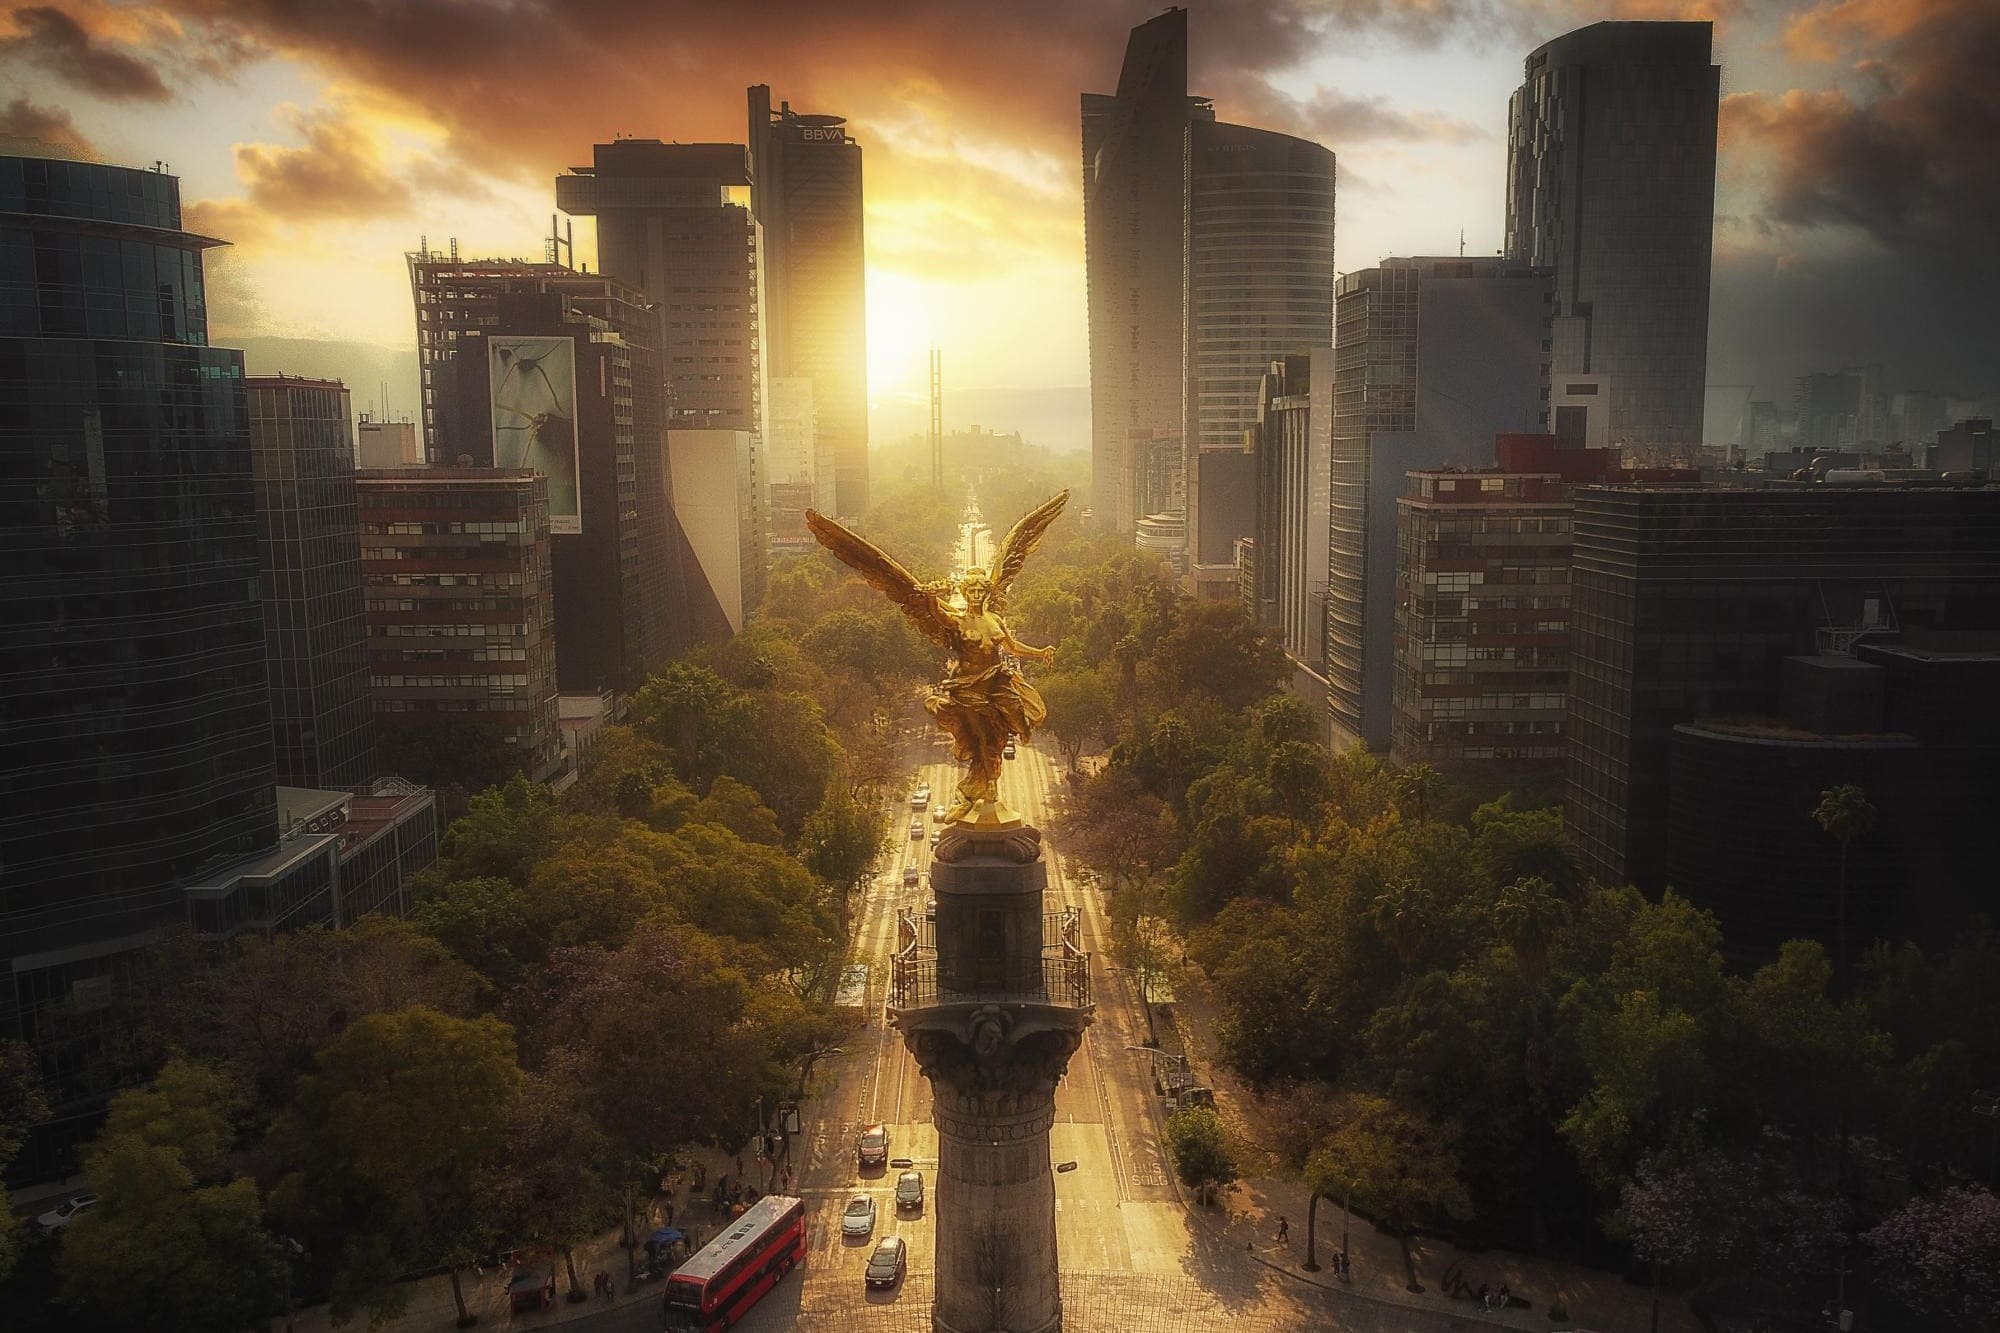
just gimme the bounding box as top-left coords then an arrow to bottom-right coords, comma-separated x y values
507,1268 -> 556,1312
663,1195 -> 807,1331
34,1193 -> 97,1232
902,867 -> 919,888
865,1234 -> 907,1288
1003,741 -> 1017,759
929,830 -> 941,848
856,1123 -> 891,1168
894,1170 -> 925,1211
930,804 -> 946,821
840,1194 -> 877,1238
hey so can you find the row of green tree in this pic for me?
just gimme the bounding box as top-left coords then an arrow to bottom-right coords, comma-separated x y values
0,477 -> 983,1329
1017,539 -> 1998,1328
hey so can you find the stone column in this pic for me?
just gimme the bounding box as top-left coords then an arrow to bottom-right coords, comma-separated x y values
913,1024 -> 1081,1333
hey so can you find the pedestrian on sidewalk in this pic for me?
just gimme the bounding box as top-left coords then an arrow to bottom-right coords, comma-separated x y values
1276,1216 -> 1289,1244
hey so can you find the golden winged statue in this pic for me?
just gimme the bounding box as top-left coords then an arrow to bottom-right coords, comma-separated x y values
805,491 -> 1068,828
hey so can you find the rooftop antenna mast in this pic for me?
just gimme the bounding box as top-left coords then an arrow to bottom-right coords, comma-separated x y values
546,214 -> 574,267
929,347 -> 944,492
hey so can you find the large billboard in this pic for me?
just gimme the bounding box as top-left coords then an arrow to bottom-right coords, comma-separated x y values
489,336 -> 580,534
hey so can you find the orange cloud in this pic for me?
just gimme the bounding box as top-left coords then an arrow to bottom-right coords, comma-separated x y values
0,3 -> 171,99
1782,0 -> 1932,63
0,93 -> 94,152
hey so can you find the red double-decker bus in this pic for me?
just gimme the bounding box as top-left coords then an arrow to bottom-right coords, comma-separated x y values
662,1194 -> 806,1331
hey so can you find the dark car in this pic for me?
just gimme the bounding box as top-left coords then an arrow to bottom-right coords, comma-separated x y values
865,1234 -> 907,1289
902,867 -> 920,888
507,1268 -> 556,1312
857,1122 -> 890,1168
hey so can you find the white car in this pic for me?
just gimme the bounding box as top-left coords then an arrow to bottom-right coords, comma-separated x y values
840,1193 -> 877,1238
930,804 -> 947,821
36,1193 -> 98,1232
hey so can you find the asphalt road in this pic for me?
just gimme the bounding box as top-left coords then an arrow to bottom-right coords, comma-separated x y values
566,735 -> 1521,1333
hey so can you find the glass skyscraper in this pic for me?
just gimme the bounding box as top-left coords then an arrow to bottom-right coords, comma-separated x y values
0,154 -> 279,1168
748,86 -> 869,519
1505,21 -> 1719,458
1182,118 -> 1335,600
247,375 -> 375,788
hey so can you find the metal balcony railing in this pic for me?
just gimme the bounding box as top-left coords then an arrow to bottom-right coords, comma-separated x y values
889,954 -> 1091,1010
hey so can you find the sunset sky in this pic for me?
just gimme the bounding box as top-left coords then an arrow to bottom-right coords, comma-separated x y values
3,0 -> 1993,452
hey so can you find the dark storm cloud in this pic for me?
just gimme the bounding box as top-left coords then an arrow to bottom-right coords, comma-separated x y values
1722,0 -> 2000,257
0,94 -> 94,152
151,0 -> 1546,176
0,5 -> 171,101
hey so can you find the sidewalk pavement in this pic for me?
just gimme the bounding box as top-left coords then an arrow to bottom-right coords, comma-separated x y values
284,1142 -> 758,1332
1165,955 -> 1702,1333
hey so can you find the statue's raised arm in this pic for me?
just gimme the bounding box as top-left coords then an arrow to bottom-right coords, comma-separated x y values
803,510 -> 959,650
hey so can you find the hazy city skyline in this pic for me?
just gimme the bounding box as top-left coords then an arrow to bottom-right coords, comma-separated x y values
2,0 -> 1991,451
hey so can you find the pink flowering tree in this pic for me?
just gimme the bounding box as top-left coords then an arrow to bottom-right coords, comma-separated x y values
1865,1185 -> 2000,1328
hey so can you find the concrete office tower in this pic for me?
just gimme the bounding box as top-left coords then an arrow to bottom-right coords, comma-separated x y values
1084,7 -> 1204,537
356,468 -> 562,782
1325,258 -> 1552,751
407,252 -> 696,678
1505,21 -> 1718,457
557,140 -> 768,616
1249,350 -> 1334,679
1184,122 -> 1336,600
667,429 -> 759,635
246,376 -> 376,787
355,414 -> 420,468
748,86 -> 869,518
891,825 -> 1091,1333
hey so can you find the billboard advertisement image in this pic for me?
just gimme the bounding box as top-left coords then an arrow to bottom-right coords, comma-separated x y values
489,336 -> 580,533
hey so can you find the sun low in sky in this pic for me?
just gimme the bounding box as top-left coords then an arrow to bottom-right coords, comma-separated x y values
2,0 -> 1994,448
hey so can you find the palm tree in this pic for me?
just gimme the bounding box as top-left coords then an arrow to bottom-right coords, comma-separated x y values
1812,784 -> 1876,986
1393,763 -> 1440,824
1370,877 -> 1431,984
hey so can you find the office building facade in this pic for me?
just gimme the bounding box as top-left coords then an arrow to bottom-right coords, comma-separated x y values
1084,8 -> 1204,537
557,141 -> 767,616
1565,483 -> 2000,892
356,468 -> 561,782
1325,258 -> 1552,750
1505,21 -> 1718,456
748,87 -> 868,518
246,376 -> 375,787
1249,351 -> 1333,669
1391,455 -> 1580,768
765,374 -> 817,553
409,253 -> 684,683
1184,120 -> 1335,599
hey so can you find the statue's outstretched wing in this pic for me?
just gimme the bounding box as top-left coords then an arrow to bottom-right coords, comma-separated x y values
988,490 -> 1068,611
805,510 -> 958,649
